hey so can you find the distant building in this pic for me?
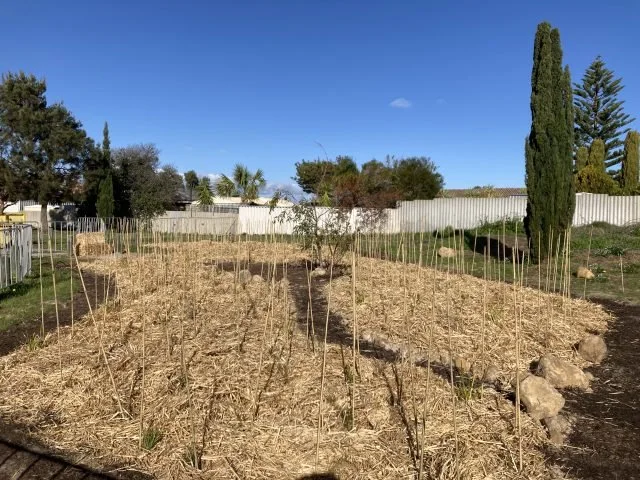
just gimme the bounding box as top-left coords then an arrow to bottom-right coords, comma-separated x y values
439,187 -> 527,198
190,196 -> 294,208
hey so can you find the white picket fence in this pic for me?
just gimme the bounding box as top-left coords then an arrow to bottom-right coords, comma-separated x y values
0,224 -> 33,288
234,193 -> 640,235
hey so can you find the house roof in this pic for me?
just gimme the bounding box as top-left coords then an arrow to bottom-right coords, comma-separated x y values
439,187 -> 527,198
191,197 -> 294,207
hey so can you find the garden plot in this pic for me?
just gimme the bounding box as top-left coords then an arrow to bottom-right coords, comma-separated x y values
0,240 -> 611,479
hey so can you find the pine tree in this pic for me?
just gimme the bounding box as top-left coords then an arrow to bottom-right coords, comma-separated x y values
574,56 -> 635,169
621,130 -> 640,192
96,173 -> 115,219
524,23 -> 575,260
196,177 -> 213,206
587,138 -> 606,172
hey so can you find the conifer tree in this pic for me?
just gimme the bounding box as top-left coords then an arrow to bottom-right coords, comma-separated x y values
96,173 -> 115,219
574,56 -> 635,169
621,130 -> 640,192
575,146 -> 589,171
524,23 -> 575,260
587,138 -> 606,172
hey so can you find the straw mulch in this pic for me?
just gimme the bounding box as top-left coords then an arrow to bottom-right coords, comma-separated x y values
75,232 -> 114,256
0,241 -> 608,479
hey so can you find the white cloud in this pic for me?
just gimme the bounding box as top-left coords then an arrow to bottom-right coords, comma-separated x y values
389,97 -> 412,109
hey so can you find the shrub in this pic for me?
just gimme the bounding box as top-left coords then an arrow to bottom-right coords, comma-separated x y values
575,165 -> 621,194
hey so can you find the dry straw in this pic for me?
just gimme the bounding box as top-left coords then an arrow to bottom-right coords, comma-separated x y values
0,239 -> 611,480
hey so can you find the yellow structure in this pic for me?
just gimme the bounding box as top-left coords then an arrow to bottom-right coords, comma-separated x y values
0,213 -> 26,223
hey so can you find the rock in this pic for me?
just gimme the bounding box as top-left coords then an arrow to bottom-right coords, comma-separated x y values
576,266 -> 595,280
252,274 -> 265,283
578,335 -> 607,364
536,354 -> 590,390
310,267 -> 327,277
438,246 -> 456,258
238,269 -> 252,285
483,365 -> 501,383
543,415 -> 572,445
519,375 -> 565,420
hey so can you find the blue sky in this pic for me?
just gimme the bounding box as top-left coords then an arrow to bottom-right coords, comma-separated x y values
2,1 -> 639,192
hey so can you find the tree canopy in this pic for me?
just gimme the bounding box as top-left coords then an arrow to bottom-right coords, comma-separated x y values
0,72 -> 90,228
217,164 -> 266,203
574,56 -> 635,169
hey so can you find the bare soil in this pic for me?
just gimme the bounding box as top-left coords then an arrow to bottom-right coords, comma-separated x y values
548,298 -> 640,480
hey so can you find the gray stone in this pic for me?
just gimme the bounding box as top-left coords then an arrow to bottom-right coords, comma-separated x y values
536,354 -> 590,390
543,415 -> 572,445
310,267 -> 327,277
483,365 -> 501,383
519,375 -> 565,420
238,269 -> 252,285
578,335 -> 607,364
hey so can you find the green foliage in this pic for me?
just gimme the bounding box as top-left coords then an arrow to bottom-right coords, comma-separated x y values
593,245 -> 626,257
463,185 -> 500,198
217,163 -> 266,203
476,217 -> 524,235
277,202 -> 353,265
455,375 -> 482,401
574,56 -> 635,168
112,144 -> 183,218
587,138 -> 606,172
575,146 -> 589,171
575,165 -> 621,194
183,170 -> 199,201
141,427 -> 163,451
524,23 -> 575,260
26,334 -> 45,351
391,156 -> 444,201
292,159 -> 336,196
96,173 -> 115,219
0,72 -> 90,229
196,177 -> 213,206
621,131 -> 640,192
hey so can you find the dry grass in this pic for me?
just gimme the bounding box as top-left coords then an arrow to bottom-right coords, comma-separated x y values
0,240 -> 611,479
75,232 -> 114,256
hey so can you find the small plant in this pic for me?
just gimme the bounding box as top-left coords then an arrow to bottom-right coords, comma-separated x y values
454,375 -> 482,401
593,245 -> 626,257
434,225 -> 455,238
589,263 -> 609,282
182,445 -> 202,469
26,334 -> 45,351
141,427 -> 163,451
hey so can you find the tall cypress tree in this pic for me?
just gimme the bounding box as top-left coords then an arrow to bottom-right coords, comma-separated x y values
574,56 -> 635,169
575,146 -> 589,171
587,138 -> 606,172
621,130 -> 640,192
525,23 -> 575,260
96,172 -> 115,219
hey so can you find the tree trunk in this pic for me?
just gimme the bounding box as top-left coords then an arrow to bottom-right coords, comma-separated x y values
40,201 -> 49,238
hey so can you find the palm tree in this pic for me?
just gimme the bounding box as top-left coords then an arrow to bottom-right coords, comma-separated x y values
216,163 -> 266,203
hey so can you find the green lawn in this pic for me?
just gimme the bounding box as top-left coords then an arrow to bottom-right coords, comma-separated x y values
0,258 -> 80,332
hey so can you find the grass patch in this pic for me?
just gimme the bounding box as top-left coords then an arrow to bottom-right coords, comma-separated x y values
141,427 -> 163,451
0,258 -> 81,332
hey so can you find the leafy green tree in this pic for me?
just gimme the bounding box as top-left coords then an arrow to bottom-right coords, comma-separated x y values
576,165 -> 621,194
196,176 -> 213,206
575,146 -> 589,171
391,156 -> 443,201
621,130 -> 640,192
96,173 -> 115,219
587,138 -> 606,172
112,144 -> 182,218
292,159 -> 336,196
524,23 -> 575,260
574,56 -> 635,169
184,170 -> 199,201
81,122 -> 112,216
0,72 -> 89,230
217,164 -> 266,203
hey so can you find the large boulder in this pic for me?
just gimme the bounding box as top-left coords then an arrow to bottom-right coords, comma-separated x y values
578,335 -> 607,364
519,375 -> 565,420
438,247 -> 456,258
536,355 -> 590,390
482,365 -> 501,384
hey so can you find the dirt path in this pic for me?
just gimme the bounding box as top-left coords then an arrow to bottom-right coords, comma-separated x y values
549,299 -> 640,480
